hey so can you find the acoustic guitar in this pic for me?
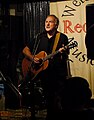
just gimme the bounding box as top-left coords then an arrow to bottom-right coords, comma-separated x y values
22,41 -> 78,80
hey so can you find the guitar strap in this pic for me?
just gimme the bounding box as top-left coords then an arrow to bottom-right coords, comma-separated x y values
52,32 -> 60,53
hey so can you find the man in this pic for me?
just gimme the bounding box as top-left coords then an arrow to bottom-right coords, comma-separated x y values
22,14 -> 69,120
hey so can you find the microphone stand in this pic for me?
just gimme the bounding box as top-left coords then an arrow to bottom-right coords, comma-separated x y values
0,71 -> 22,100
19,34 -> 41,120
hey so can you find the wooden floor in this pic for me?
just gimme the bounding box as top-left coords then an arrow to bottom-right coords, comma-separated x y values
0,95 -> 47,120
1,87 -> 94,120
0,108 -> 47,120
1,100 -> 94,120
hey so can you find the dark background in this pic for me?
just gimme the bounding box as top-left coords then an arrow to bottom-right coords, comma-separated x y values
0,1 -> 49,109
85,3 -> 94,59
0,0 -> 94,109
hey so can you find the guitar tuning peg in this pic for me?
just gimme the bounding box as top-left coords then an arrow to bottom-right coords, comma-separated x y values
74,41 -> 78,47
68,37 -> 74,43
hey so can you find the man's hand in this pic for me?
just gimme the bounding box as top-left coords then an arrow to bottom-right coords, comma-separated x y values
59,44 -> 67,53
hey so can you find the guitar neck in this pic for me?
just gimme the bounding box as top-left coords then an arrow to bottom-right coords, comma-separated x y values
43,50 -> 60,62
42,40 -> 78,62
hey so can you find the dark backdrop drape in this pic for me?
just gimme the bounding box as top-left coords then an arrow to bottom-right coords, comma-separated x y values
23,1 -> 50,45
18,1 -> 50,109
3,1 -> 50,109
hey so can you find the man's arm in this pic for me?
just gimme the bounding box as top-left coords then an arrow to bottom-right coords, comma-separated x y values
23,46 -> 40,63
23,46 -> 33,60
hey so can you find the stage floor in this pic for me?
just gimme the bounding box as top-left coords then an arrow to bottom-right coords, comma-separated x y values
0,108 -> 47,120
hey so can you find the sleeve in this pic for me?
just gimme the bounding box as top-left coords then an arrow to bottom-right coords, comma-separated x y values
26,34 -> 40,54
63,34 -> 70,55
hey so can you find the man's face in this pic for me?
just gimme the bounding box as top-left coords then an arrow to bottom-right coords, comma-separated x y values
45,16 -> 57,32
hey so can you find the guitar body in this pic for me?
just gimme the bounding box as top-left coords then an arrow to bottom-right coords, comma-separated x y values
22,51 -> 49,78
22,40 -> 78,79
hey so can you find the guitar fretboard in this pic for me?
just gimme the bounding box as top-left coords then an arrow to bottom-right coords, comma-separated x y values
43,50 -> 60,62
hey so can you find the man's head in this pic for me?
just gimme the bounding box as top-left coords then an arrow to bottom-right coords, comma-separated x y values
45,14 -> 59,33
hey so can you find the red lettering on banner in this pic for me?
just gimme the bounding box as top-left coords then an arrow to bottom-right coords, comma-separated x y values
63,20 -> 74,33
63,20 -> 86,34
74,24 -> 82,33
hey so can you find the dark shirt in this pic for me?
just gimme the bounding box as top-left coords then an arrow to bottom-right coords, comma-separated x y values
27,31 -> 69,91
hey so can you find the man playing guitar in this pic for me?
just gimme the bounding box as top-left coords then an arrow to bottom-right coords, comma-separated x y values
22,14 -> 70,120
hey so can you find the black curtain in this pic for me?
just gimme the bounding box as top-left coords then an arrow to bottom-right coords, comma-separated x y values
19,1 -> 50,109
23,1 -> 50,45
0,1 -> 50,109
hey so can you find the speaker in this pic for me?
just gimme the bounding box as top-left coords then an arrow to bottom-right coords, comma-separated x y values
85,4 -> 94,59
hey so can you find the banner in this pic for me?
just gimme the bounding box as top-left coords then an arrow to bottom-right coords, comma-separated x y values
50,0 -> 94,98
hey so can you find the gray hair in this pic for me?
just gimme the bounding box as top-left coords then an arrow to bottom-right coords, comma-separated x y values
46,14 -> 59,26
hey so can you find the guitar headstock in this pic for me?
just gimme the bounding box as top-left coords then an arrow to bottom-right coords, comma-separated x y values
67,41 -> 78,49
